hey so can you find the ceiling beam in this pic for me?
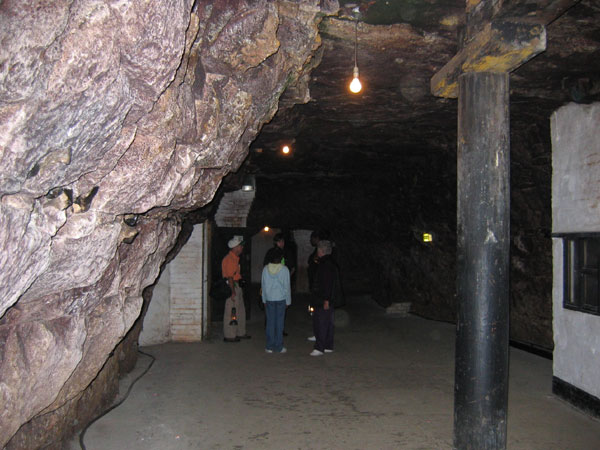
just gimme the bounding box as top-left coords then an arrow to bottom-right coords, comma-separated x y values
430,21 -> 546,98
494,0 -> 582,25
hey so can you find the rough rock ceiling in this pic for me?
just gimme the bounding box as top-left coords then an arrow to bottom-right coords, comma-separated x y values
241,0 -> 600,225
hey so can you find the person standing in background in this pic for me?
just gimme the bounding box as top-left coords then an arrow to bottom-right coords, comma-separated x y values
307,230 -> 320,293
263,232 -> 296,336
309,240 -> 340,356
222,235 -> 251,342
261,247 -> 291,353
306,230 -> 321,342
263,232 -> 296,280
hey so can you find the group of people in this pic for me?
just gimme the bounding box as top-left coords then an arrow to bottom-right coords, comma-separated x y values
219,230 -> 343,356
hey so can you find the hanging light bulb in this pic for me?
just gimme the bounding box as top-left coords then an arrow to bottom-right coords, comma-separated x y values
349,14 -> 362,94
350,66 -> 362,93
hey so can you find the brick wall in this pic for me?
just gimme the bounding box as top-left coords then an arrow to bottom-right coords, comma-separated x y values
170,223 -> 207,342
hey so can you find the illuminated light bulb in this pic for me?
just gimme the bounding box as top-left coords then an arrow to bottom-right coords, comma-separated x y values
264,226 -> 270,232
423,233 -> 433,242
350,66 -> 362,93
349,15 -> 362,94
350,76 -> 362,93
282,145 -> 290,154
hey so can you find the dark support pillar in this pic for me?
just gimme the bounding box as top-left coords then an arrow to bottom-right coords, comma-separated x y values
454,72 -> 510,450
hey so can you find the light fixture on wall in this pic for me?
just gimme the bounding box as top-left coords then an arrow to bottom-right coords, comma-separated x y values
241,174 -> 256,192
282,144 -> 291,154
423,233 -> 433,243
349,8 -> 362,94
263,226 -> 270,232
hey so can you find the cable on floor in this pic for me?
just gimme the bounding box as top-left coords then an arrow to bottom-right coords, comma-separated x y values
79,349 -> 156,450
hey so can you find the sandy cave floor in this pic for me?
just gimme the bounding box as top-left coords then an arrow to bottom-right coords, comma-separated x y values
71,294 -> 600,449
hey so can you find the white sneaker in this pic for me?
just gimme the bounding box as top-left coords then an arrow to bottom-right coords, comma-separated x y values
324,349 -> 333,353
265,349 -> 273,353
279,347 -> 287,353
307,336 -> 316,341
310,349 -> 324,356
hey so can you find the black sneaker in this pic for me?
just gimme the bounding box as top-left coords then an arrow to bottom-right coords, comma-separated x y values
224,337 -> 241,342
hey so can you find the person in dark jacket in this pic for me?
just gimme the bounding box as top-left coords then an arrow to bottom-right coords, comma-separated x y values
307,230 -> 320,292
307,230 -> 337,293
306,230 -> 321,342
309,239 -> 340,356
263,232 -> 296,278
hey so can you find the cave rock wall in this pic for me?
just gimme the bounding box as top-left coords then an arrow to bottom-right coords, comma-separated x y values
0,0 -> 337,446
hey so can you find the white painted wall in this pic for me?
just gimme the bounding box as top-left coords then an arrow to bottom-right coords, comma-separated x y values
140,223 -> 209,344
214,190 -> 255,228
139,266 -> 171,345
170,224 -> 207,341
552,102 -> 600,398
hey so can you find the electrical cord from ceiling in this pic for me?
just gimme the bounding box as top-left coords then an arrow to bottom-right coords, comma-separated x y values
79,349 -> 156,450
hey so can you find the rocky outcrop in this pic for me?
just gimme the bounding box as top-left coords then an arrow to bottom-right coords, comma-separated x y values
0,0 -> 337,446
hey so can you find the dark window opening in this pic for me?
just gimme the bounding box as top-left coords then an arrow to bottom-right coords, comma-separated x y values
563,236 -> 600,315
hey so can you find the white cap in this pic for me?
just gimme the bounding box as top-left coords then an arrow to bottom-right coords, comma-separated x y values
228,235 -> 244,248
